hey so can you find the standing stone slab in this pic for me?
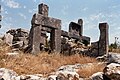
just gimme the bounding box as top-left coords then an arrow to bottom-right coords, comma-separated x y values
99,23 -> 109,56
29,25 -> 41,54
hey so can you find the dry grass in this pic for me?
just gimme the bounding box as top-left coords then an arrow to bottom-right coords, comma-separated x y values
0,52 -> 98,75
0,44 -> 105,77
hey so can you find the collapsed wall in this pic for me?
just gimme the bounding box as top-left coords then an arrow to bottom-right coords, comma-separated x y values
4,28 -> 29,50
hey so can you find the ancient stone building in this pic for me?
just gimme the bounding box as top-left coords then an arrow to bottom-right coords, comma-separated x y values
27,3 -> 109,56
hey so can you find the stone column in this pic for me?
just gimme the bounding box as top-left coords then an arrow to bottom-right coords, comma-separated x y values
98,23 -> 109,56
38,3 -> 49,17
78,19 -> 83,36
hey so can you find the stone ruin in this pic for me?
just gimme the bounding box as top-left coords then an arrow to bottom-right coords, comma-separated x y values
25,3 -> 109,57
3,28 -> 29,50
2,3 -> 109,57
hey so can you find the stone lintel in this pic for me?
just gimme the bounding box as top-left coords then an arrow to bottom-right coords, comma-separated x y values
41,26 -> 52,33
31,13 -> 61,29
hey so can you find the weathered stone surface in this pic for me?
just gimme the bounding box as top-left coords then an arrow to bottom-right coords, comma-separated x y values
6,28 -> 29,50
87,23 -> 109,57
0,68 -> 18,80
29,25 -> 42,54
107,53 -> 120,64
99,23 -> 109,56
97,53 -> 120,64
3,33 -> 13,46
31,13 -> 61,29
38,3 -> 49,17
16,28 -> 29,37
7,28 -> 29,37
20,74 -> 44,80
78,19 -> 83,36
90,72 -> 111,80
90,72 -> 104,80
12,41 -> 24,48
103,63 -> 120,80
69,21 -> 82,36
61,30 -> 69,38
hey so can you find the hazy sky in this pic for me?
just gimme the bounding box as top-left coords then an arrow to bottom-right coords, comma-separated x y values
1,0 -> 120,43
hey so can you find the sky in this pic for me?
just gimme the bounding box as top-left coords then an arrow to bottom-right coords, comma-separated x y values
0,0 -> 120,44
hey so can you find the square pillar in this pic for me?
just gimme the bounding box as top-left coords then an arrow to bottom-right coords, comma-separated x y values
29,25 -> 41,54
50,29 -> 61,53
99,23 -> 109,56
